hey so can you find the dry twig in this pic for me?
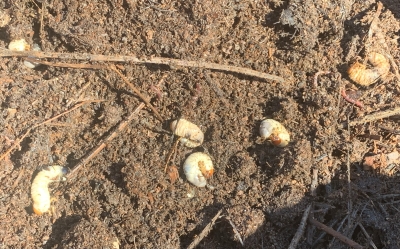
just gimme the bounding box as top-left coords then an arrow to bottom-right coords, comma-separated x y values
346,117 -> 353,223
12,167 -> 25,189
109,64 -> 163,122
24,58 -> 105,69
339,106 -> 400,128
24,59 -> 163,121
187,209 -> 224,249
328,215 -> 348,248
67,102 -> 145,178
164,138 -> 180,172
378,125 -> 400,134
306,168 -> 318,244
311,219 -> 338,247
288,204 -> 312,249
39,0 -> 46,43
226,215 -> 244,246
357,222 -> 377,249
0,49 -> 285,83
0,100 -> 98,162
308,217 -> 364,249
367,2 -> 383,43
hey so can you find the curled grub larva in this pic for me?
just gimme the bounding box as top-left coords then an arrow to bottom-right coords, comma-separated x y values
170,119 -> 204,148
259,119 -> 290,147
348,52 -> 390,86
183,152 -> 214,187
8,39 -> 30,52
31,165 -> 67,215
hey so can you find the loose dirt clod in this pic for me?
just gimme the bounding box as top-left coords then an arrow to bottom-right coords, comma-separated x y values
61,219 -> 120,248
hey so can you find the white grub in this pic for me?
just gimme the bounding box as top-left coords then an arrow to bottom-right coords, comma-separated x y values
8,39 -> 30,51
183,152 -> 214,187
170,119 -> 204,148
31,165 -> 67,215
259,119 -> 290,147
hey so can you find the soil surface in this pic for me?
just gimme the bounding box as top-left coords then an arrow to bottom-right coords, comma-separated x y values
1,0 -> 400,248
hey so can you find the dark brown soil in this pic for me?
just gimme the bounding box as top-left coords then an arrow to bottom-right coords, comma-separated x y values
1,0 -> 400,248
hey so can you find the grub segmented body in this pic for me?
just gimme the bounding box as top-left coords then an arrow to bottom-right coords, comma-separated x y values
348,52 -> 390,86
183,152 -> 214,187
31,165 -> 67,215
170,119 -> 204,148
260,119 -> 290,147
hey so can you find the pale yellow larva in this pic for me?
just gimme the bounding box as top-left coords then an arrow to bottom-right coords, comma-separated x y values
170,119 -> 204,148
259,119 -> 290,147
348,52 -> 390,86
8,39 -> 30,51
31,165 -> 67,215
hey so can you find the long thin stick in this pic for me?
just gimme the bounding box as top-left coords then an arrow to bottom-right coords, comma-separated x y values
306,169 -> 319,245
226,216 -> 244,246
24,58 -> 105,69
109,64 -> 163,122
288,204 -> 312,249
24,59 -> 163,121
39,0 -> 45,43
67,102 -> 145,178
357,222 -> 377,249
309,217 -> 364,249
346,116 -> 353,226
311,219 -> 338,247
0,100 -> 98,161
328,214 -> 348,248
367,2 -> 383,42
164,138 -> 180,172
339,106 -> 400,128
0,49 -> 285,83
367,2 -> 400,82
187,209 -> 224,249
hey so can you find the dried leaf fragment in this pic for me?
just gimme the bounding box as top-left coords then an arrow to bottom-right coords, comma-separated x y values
167,165 -> 179,184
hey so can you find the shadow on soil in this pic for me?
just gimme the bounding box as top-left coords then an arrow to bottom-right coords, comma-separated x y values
44,215 -> 82,249
179,171 -> 400,249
